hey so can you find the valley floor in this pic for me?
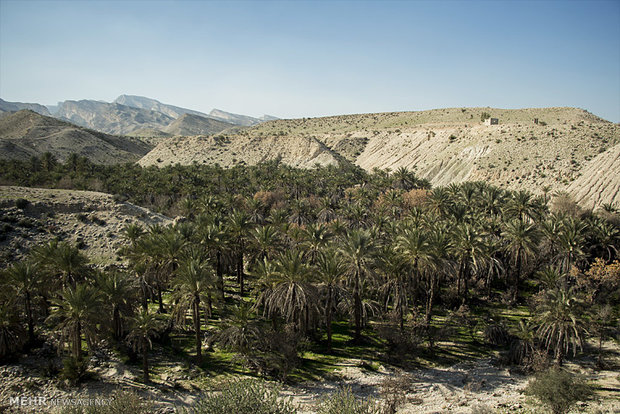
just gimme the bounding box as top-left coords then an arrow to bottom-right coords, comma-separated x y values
2,342 -> 619,413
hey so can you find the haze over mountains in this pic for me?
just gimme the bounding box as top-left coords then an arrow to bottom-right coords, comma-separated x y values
1,95 -> 276,136
1,95 -> 619,208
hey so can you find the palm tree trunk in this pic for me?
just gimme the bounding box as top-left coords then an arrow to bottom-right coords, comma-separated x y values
457,260 -> 464,299
75,320 -> 82,360
142,341 -> 149,383
140,277 -> 148,312
113,306 -> 121,340
193,297 -> 202,363
236,246 -> 244,295
354,267 -> 362,342
513,249 -> 522,302
217,250 -> 224,299
425,273 -> 435,325
327,285 -> 333,353
25,291 -> 34,343
157,282 -> 165,313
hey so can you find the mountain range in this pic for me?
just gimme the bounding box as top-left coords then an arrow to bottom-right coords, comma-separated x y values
1,95 -> 277,136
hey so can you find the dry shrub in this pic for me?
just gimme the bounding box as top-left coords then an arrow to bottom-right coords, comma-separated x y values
402,189 -> 429,210
484,322 -> 510,346
517,348 -> 551,373
550,192 -> 582,217
375,318 -> 422,356
379,374 -> 415,414
254,190 -> 286,210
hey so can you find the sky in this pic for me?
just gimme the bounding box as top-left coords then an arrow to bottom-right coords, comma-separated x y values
0,0 -> 619,122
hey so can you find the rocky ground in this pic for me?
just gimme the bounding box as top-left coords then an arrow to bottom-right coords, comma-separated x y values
1,341 -> 619,413
0,186 -> 171,266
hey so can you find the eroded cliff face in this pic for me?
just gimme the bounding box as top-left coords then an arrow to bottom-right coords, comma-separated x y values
567,143 -> 620,208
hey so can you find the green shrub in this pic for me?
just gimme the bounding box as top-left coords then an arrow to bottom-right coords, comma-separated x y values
188,379 -> 296,414
316,387 -> 380,414
60,356 -> 91,386
15,198 -> 29,209
525,368 -> 592,414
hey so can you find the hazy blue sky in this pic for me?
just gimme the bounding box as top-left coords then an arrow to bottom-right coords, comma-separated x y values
1,0 -> 619,121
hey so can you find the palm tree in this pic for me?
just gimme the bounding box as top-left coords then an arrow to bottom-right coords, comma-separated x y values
198,220 -> 228,300
338,229 -> 376,342
396,225 -> 437,321
0,294 -> 26,359
121,223 -> 145,248
509,319 -> 536,365
317,197 -> 338,223
316,250 -> 347,352
95,271 -> 136,341
257,250 -> 318,332
299,223 -> 332,264
48,283 -> 103,359
226,209 -> 253,294
5,261 -> 46,343
215,303 -> 261,356
36,242 -> 88,288
377,245 -> 409,331
590,219 -> 619,262
127,310 -> 163,383
148,229 -> 187,313
556,218 -> 586,274
505,190 -> 542,222
502,219 -> 541,301
451,223 -> 486,303
171,258 -> 214,363
535,287 -> 587,366
249,225 -> 282,263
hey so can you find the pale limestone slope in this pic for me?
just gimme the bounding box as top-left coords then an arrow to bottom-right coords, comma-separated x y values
566,143 -> 620,209
138,133 -> 340,168
354,121 -> 617,192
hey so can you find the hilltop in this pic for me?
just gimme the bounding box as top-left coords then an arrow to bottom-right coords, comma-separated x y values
163,113 -> 235,136
0,110 -> 152,163
139,106 -> 620,205
0,98 -> 51,116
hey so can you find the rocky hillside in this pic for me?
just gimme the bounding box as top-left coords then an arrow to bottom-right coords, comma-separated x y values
114,94 -> 210,119
55,100 -> 175,135
0,186 -> 171,265
138,133 -> 341,168
0,98 -> 51,116
163,113 -> 234,136
208,108 -> 263,126
567,143 -> 620,208
140,107 -> 620,206
0,110 -> 152,163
